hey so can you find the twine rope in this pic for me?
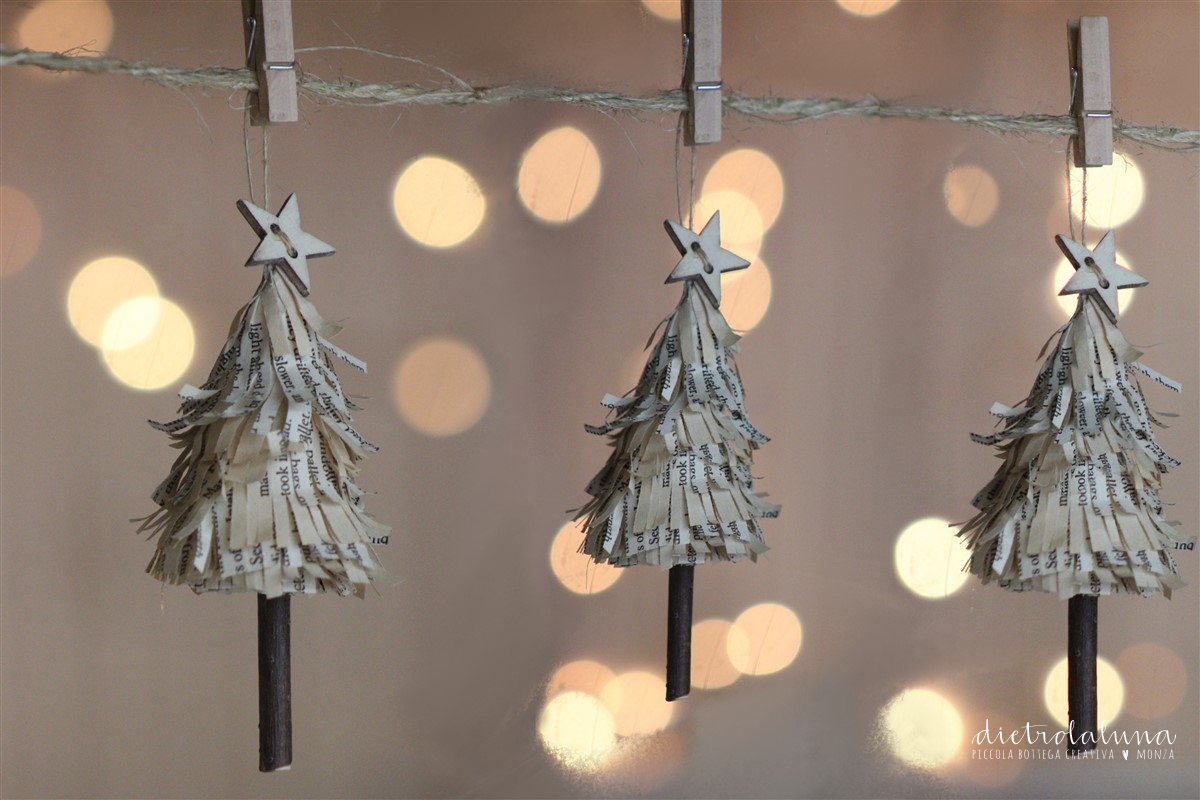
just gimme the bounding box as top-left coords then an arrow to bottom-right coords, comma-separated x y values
2,47 -> 1198,152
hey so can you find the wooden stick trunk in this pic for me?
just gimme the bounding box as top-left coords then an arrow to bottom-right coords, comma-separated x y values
258,595 -> 293,771
666,565 -> 694,701
1067,595 -> 1098,753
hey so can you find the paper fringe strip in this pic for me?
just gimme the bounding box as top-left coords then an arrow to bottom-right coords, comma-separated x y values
959,295 -> 1187,598
577,283 -> 779,568
141,268 -> 387,597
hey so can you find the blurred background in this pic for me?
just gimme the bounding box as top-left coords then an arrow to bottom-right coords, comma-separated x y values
0,1 -> 1196,798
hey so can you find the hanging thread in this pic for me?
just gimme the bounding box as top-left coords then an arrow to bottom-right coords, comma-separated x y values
687,145 -> 696,230
1080,165 -> 1087,248
674,110 -> 686,226
242,108 -> 272,210
674,29 -> 699,230
1066,142 -> 1076,243
672,112 -> 701,229
1065,138 -> 1091,248
242,107 -> 257,206
263,127 -> 271,210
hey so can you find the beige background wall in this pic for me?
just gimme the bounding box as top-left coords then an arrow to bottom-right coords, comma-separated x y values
1,1 -> 1196,798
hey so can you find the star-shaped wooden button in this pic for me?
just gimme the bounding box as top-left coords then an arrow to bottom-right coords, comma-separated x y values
237,194 -> 335,296
1055,230 -> 1147,322
664,212 -> 750,306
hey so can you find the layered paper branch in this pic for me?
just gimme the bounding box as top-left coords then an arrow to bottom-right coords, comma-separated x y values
142,268 -> 387,597
959,295 -> 1187,598
577,282 -> 778,568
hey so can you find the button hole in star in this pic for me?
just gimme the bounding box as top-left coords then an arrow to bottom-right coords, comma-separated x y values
691,242 -> 714,274
1082,256 -> 1110,288
269,223 -> 300,259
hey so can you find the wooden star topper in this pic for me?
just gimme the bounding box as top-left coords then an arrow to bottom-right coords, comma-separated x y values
237,194 -> 335,296
1055,231 -> 1147,323
664,212 -> 750,306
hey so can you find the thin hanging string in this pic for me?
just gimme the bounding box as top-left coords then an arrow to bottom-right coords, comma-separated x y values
674,110 -> 686,225
242,106 -> 271,209
673,116 -> 697,228
1065,138 -> 1089,247
1066,60 -> 1089,248
1080,163 -> 1087,248
263,126 -> 271,210
687,140 -> 696,229
243,106 -> 256,205
673,30 -> 697,228
1065,142 -> 1079,243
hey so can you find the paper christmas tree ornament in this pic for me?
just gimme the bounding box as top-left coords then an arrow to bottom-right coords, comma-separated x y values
576,212 -> 778,699
142,193 -> 387,597
959,231 -> 1188,598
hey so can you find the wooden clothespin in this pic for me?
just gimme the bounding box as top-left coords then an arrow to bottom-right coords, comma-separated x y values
242,0 -> 298,125
1068,16 -> 1113,167
683,0 -> 722,145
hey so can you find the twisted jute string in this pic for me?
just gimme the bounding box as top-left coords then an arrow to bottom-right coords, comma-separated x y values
3,47 -> 1198,152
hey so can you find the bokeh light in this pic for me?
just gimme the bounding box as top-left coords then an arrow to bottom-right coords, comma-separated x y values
545,659 -> 616,702
1051,252 -> 1137,318
0,185 -> 43,276
837,0 -> 900,17
517,126 -> 602,224
721,258 -> 772,332
691,618 -> 744,690
1067,151 -> 1145,229
962,713 -> 1025,788
702,149 -> 785,231
943,164 -> 1000,228
100,296 -> 161,352
880,687 -> 963,769
727,602 -> 802,676
392,337 -> 491,436
538,691 -> 618,772
101,298 -> 195,391
67,256 -> 159,346
602,729 -> 685,793
600,671 -> 674,737
1115,643 -> 1187,720
392,156 -> 486,247
549,520 -> 623,595
894,517 -> 971,600
1043,655 -> 1125,728
641,0 -> 681,21
692,190 -> 764,261
16,0 -> 114,54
